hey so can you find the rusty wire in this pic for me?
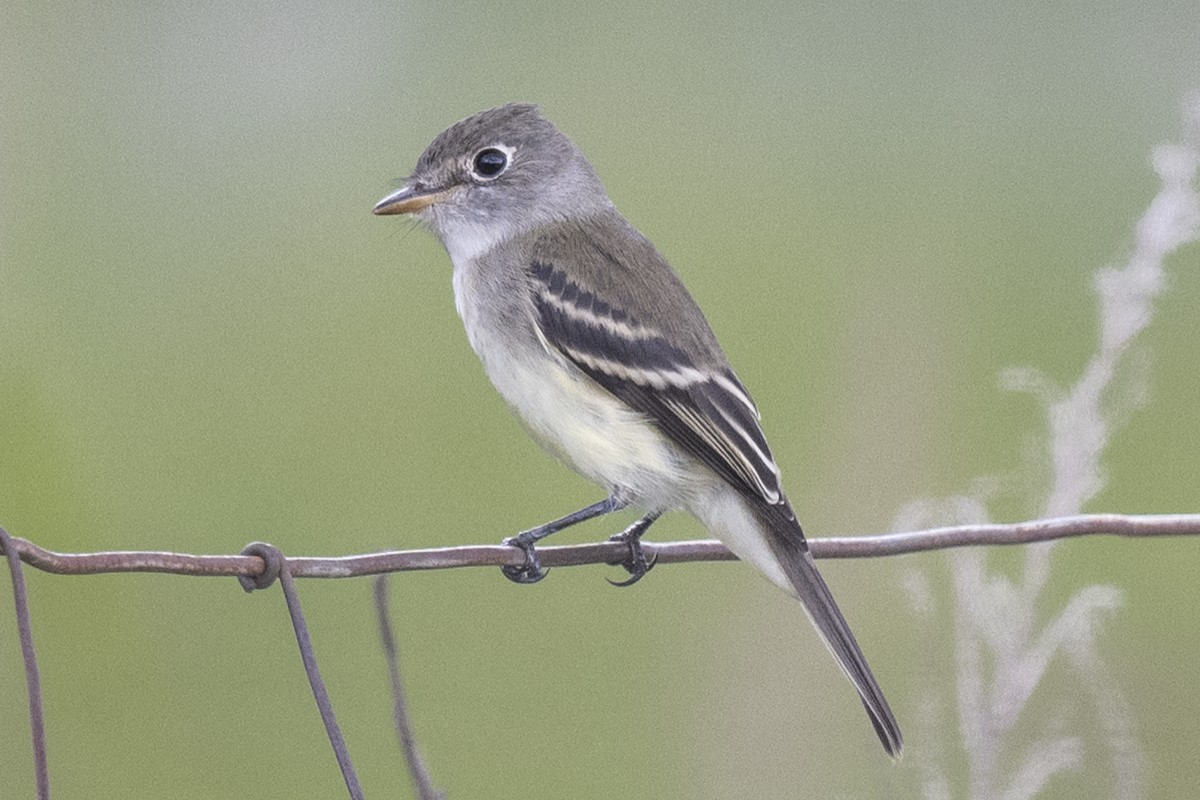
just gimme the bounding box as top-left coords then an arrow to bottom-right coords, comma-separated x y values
4,513 -> 1198,580
1,527 -> 49,800
1,512 -> 1197,798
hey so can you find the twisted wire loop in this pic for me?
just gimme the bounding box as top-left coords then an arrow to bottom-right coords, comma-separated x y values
239,542 -> 365,800
238,541 -> 284,592
373,577 -> 445,800
0,527 -> 51,800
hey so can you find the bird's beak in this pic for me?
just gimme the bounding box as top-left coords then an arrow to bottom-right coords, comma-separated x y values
372,182 -> 451,215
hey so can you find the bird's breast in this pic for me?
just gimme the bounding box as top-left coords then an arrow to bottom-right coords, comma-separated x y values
450,252 -> 701,508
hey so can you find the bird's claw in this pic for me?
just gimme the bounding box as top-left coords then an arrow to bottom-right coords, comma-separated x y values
606,529 -> 656,587
501,534 -> 549,584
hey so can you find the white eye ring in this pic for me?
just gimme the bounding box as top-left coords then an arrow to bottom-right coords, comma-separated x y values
470,144 -> 514,180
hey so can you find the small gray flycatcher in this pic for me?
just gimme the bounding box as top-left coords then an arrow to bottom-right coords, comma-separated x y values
373,103 -> 901,756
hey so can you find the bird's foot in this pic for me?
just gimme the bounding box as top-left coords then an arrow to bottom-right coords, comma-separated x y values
501,532 -> 548,584
606,519 -> 657,587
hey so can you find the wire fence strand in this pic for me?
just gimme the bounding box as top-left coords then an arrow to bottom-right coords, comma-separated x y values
2,512 -> 1197,799
0,527 -> 50,800
2,513 -> 1197,580
238,542 -> 365,800
374,577 -> 446,800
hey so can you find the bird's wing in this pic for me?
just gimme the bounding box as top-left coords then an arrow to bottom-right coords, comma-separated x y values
528,259 -> 784,506
527,251 -> 902,756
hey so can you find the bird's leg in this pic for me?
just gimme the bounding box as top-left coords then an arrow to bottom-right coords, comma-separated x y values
606,511 -> 661,587
502,493 -> 630,584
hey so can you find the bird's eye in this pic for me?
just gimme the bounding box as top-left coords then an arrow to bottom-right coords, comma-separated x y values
472,147 -> 508,179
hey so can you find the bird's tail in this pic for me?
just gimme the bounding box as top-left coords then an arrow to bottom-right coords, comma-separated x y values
751,501 -> 903,757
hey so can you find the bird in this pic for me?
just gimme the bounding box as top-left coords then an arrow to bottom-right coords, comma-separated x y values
373,103 -> 901,756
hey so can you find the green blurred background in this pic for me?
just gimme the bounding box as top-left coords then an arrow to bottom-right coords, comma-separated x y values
3,1 -> 1199,797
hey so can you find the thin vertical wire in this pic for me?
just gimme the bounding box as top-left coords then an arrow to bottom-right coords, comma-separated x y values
374,577 -> 444,800
1,528 -> 50,799
241,542 -> 364,800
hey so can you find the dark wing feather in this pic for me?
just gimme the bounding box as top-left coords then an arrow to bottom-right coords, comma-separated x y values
529,260 -> 784,506
529,255 -> 904,756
